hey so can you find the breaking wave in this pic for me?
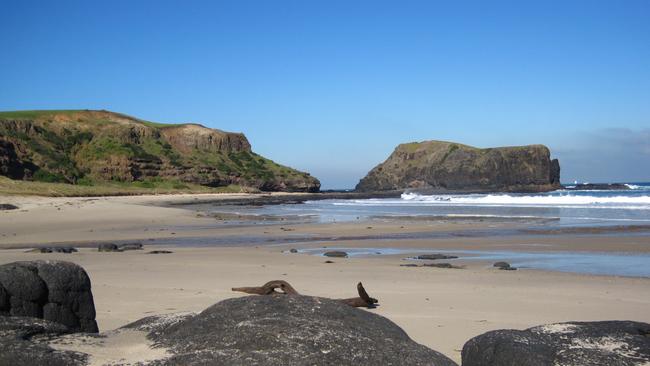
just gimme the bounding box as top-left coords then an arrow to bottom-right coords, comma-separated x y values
399,192 -> 650,209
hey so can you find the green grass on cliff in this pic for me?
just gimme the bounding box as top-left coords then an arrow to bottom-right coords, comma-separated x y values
0,109 -> 318,193
0,176 -> 253,197
0,110 -> 84,119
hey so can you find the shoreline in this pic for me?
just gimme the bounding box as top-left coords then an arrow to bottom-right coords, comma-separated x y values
1,193 -> 649,363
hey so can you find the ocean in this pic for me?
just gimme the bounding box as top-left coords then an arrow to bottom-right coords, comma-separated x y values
216,183 -> 650,227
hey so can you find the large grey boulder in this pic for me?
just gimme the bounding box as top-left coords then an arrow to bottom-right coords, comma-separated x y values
2,294 -> 456,365
125,295 -> 457,365
0,260 -> 98,333
462,321 -> 650,366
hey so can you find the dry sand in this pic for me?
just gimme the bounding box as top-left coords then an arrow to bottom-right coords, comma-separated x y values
1,193 -> 649,363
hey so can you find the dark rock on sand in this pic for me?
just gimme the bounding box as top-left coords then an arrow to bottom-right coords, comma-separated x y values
0,316 -> 86,366
401,263 -> 462,269
118,243 -> 143,251
417,254 -> 459,260
98,243 -> 120,252
25,247 -> 78,254
0,260 -> 98,333
289,248 -> 298,253
494,261 -> 516,270
462,320 -> 650,366
124,295 -> 458,365
147,250 -> 173,254
423,263 -> 458,269
0,203 -> 19,210
324,251 -> 348,258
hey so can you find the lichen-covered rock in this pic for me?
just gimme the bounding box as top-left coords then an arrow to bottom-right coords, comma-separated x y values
462,321 -> 650,366
0,316 -> 86,366
0,261 -> 98,333
124,295 -> 457,365
356,140 -> 560,192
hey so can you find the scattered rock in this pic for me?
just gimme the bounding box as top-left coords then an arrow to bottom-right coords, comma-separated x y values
25,247 -> 78,254
401,263 -> 463,269
493,261 -> 516,270
147,250 -> 173,254
118,243 -> 143,251
0,204 -> 19,211
324,251 -> 348,258
462,320 -> 650,366
0,260 -> 98,333
97,243 -> 120,252
289,248 -> 298,253
423,263 -> 458,269
417,254 -> 459,260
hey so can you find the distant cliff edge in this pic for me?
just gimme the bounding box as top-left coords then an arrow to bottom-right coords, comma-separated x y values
356,140 -> 560,193
0,110 -> 320,192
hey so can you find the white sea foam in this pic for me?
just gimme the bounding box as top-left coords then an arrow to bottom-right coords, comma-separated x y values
398,192 -> 650,208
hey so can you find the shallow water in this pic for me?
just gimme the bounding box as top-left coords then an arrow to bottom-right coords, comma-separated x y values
296,247 -> 650,278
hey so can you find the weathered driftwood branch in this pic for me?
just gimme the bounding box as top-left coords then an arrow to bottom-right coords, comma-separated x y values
232,280 -> 378,308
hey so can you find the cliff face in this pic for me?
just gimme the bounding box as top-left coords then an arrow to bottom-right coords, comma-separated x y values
356,141 -> 560,192
0,110 -> 320,192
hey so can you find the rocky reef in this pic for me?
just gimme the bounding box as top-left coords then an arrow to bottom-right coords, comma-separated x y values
356,140 -> 560,192
0,110 -> 319,192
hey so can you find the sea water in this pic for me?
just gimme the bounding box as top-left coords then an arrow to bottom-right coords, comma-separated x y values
215,183 -> 650,226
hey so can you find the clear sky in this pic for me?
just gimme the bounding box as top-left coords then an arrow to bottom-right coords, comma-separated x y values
1,0 -> 649,188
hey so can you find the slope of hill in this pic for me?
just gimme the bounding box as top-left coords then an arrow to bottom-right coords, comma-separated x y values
0,110 -> 319,192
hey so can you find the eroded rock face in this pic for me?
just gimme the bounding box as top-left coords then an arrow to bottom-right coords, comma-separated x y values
356,141 -> 561,192
0,261 -> 98,333
0,138 -> 37,179
462,321 -> 650,366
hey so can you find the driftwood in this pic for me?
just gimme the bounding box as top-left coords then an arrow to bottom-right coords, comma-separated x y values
232,280 -> 378,308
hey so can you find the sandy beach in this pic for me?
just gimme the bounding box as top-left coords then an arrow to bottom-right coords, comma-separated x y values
1,193 -> 650,363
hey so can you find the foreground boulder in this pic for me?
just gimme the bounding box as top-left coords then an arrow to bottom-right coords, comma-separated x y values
0,260 -> 98,333
0,316 -> 86,366
462,321 -> 650,366
356,140 -> 560,192
0,295 -> 457,365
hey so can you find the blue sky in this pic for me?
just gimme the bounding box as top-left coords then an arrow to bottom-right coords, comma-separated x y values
1,1 -> 649,188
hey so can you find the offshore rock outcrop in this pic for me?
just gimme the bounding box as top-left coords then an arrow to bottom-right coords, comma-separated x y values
356,141 -> 560,192
0,110 -> 320,192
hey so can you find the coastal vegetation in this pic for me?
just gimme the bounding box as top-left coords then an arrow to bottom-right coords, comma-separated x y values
0,110 -> 320,194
